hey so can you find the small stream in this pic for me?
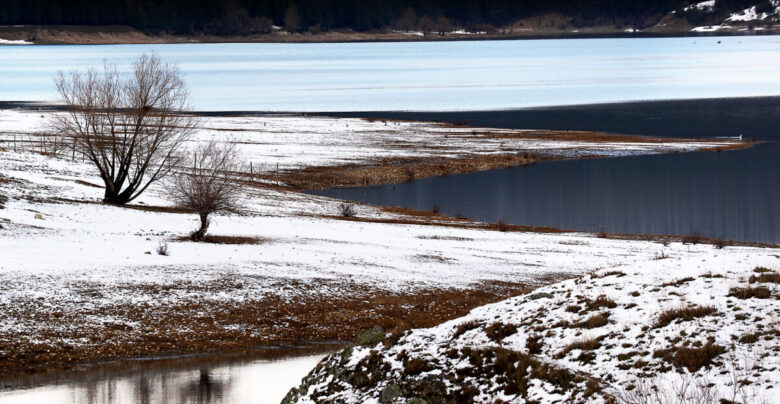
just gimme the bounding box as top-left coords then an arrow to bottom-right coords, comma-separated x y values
0,343 -> 341,404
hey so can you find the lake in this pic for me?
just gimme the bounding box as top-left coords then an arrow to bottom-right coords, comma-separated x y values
1,36 -> 780,111
316,97 -> 780,244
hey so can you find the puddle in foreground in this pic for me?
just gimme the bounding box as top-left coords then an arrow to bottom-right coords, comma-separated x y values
0,343 -> 341,404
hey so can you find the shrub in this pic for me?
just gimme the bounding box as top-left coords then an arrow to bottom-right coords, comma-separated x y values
497,219 -> 509,232
681,232 -> 702,245
654,305 -> 717,328
339,203 -> 357,217
728,286 -> 771,299
355,326 -> 385,347
156,240 -> 169,256
712,238 -> 727,249
753,266 -> 773,273
432,204 -> 440,214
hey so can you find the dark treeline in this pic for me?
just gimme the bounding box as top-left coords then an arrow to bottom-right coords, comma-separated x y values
0,0 -> 766,34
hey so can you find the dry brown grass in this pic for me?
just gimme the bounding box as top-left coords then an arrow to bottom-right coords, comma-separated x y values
653,342 -> 725,372
485,322 -> 518,342
0,281 -> 530,373
660,277 -> 694,287
749,272 -> 780,284
585,295 -> 617,311
174,235 -> 264,244
728,286 -> 771,299
558,335 -> 605,358
574,313 -> 610,329
453,320 -> 483,339
654,305 -> 717,328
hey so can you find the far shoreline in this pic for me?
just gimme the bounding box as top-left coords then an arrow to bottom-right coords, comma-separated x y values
0,24 -> 778,45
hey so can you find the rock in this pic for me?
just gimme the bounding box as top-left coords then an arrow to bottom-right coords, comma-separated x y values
144,251 -> 151,255
380,384 -> 403,403
34,213 -> 43,220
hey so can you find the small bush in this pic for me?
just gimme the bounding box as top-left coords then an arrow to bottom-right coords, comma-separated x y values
453,320 -> 482,339
681,232 -> 702,245
432,204 -> 440,214
712,238 -> 727,249
497,219 -> 508,232
753,266 -> 773,273
654,305 -> 717,328
596,231 -> 608,238
156,240 -> 169,256
355,326 -> 385,347
485,322 -> 517,342
728,286 -> 771,299
339,203 -> 357,217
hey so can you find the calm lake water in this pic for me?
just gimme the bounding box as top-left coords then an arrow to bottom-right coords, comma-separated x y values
0,345 -> 336,404
316,97 -> 780,244
1,36 -> 780,111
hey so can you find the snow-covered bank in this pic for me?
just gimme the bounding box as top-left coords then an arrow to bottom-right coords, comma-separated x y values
0,110 -> 746,183
285,254 -> 780,403
0,110 -> 767,373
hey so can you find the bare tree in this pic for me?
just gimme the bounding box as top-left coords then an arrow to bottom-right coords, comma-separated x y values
167,140 -> 243,241
52,53 -> 198,205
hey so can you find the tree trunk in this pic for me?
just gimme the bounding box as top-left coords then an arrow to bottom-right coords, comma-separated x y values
191,212 -> 210,240
103,187 -> 131,204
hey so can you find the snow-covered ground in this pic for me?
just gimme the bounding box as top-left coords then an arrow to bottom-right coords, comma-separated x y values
0,110 -> 743,176
286,252 -> 780,403
0,110 -> 772,381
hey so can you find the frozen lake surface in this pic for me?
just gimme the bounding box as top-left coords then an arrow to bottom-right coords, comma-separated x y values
2,36 -> 780,111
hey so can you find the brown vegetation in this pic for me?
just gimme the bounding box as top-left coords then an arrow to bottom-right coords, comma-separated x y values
728,286 -> 771,299
653,342 -> 725,372
654,305 -> 717,328
0,281 -> 530,373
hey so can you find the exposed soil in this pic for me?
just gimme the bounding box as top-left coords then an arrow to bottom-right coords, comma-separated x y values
0,280 -> 539,374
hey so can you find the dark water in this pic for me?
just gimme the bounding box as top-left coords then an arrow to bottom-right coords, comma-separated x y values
0,343 -> 339,404
313,97 -> 780,243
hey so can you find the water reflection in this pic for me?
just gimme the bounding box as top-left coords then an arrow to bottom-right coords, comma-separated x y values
0,343 -> 340,404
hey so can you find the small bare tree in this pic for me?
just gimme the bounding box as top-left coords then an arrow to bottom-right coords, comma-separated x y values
52,53 -> 198,204
168,140 -> 243,241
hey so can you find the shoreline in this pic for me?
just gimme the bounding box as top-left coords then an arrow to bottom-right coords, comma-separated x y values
0,25 -> 778,45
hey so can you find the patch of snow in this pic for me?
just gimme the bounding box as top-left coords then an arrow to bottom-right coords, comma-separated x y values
685,0 -> 715,12
0,38 -> 32,45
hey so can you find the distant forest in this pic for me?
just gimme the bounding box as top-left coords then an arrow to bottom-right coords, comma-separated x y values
0,0 -> 766,34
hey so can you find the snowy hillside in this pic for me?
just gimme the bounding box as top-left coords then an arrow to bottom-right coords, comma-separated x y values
285,255 -> 780,403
